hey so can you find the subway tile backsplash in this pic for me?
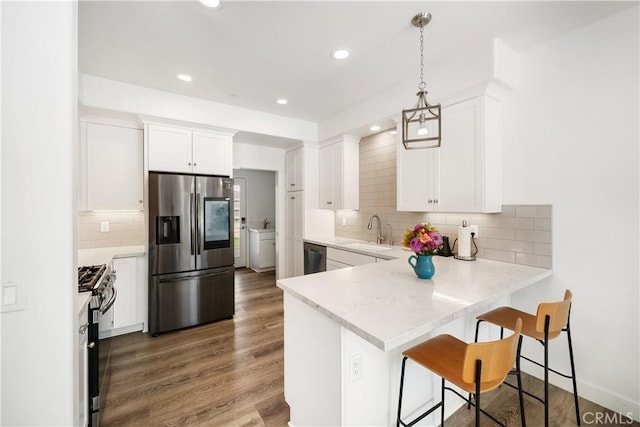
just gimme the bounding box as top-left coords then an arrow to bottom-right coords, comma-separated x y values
77,211 -> 144,249
334,130 -> 552,268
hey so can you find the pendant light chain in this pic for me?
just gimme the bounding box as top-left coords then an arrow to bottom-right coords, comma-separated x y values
419,24 -> 426,91
402,11 -> 441,150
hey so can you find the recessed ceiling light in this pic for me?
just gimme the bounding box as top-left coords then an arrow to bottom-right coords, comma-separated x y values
177,74 -> 192,82
199,0 -> 221,8
331,49 -> 351,60
276,99 -> 288,105
370,125 -> 381,131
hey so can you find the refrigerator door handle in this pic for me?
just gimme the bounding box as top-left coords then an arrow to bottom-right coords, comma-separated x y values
190,193 -> 195,256
158,270 -> 228,283
196,193 -> 201,254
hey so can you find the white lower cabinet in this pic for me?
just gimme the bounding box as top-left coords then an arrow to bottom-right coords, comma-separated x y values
100,256 -> 144,337
249,230 -> 276,272
326,259 -> 350,271
326,247 -> 376,269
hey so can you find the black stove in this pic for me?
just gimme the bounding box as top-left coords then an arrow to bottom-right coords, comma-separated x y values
78,262 -> 116,427
78,264 -> 106,292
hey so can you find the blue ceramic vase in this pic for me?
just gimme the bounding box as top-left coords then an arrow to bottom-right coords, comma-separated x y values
408,255 -> 435,279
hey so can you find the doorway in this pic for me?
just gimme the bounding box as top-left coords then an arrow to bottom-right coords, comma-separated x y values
233,177 -> 247,267
233,169 -> 277,272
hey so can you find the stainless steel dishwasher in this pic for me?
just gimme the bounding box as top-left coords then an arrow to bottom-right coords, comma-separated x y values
303,242 -> 326,274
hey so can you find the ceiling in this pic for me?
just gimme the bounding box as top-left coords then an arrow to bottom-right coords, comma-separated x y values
79,1 -> 634,138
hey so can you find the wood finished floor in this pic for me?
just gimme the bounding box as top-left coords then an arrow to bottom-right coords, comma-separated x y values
102,269 -> 636,427
101,268 -> 289,426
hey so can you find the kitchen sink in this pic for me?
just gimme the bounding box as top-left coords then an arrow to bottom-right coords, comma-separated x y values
342,242 -> 392,252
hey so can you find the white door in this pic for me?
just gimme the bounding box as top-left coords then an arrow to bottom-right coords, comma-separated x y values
234,177 -> 247,267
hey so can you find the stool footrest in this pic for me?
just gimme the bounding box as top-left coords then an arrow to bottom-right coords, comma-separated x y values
398,402 -> 442,427
446,386 -> 510,427
520,355 -> 575,380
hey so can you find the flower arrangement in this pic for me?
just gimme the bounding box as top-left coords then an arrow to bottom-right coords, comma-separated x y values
402,222 -> 444,256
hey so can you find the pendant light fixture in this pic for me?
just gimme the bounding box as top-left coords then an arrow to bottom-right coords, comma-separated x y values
402,12 -> 441,150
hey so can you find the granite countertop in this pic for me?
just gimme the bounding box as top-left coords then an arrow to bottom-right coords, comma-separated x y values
77,245 -> 145,313
277,255 -> 551,352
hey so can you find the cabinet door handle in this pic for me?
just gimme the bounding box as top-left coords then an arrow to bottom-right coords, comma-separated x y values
290,183 -> 295,186
188,162 -> 192,166
434,199 -> 439,204
194,163 -> 197,167
428,199 -> 433,203
87,342 -> 96,349
326,201 -> 333,205
79,323 -> 88,334
290,196 -> 295,200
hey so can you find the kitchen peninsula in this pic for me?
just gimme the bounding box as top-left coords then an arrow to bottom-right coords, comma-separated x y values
277,248 -> 551,426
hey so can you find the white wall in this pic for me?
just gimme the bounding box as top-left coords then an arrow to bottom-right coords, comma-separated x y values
1,2 -> 77,425
233,143 -> 286,278
502,6 -> 639,418
233,169 -> 276,230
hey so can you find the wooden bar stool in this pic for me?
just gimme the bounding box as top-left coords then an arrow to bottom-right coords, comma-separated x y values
397,318 -> 525,427
474,289 -> 580,427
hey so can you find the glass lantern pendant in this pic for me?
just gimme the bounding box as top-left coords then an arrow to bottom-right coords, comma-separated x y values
402,13 -> 441,150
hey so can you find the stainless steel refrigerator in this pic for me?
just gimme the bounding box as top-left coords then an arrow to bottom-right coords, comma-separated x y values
148,172 -> 235,335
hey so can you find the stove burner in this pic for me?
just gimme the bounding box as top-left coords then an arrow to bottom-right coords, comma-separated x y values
78,264 -> 106,292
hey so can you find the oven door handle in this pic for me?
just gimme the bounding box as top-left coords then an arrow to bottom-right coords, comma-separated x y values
100,286 -> 117,315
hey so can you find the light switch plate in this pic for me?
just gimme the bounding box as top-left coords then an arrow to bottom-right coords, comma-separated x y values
101,221 -> 110,232
1,280 -> 26,313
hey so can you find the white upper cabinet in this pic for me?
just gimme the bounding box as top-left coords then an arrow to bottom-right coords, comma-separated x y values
191,130 -> 233,176
85,122 -> 143,211
285,147 -> 304,191
147,125 -> 192,173
147,123 -> 233,176
397,94 -> 502,213
319,136 -> 359,210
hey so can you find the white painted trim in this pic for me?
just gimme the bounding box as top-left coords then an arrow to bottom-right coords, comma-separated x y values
79,114 -> 142,130
138,114 -> 238,137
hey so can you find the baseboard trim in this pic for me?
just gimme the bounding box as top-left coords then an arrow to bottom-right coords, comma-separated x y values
521,360 -> 639,422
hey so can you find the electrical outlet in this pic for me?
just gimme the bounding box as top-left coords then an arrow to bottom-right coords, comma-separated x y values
349,353 -> 362,383
100,221 -> 110,233
469,224 -> 479,237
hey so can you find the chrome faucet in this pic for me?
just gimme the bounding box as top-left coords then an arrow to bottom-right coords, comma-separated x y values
263,218 -> 271,229
385,223 -> 393,246
367,214 -> 384,244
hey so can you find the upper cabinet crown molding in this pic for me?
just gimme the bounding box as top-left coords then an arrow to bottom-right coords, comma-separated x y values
138,115 -> 238,138
79,114 -> 142,130
318,134 -> 361,149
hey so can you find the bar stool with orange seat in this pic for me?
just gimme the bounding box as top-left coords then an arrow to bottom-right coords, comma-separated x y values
396,318 -> 525,427
474,289 -> 579,427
